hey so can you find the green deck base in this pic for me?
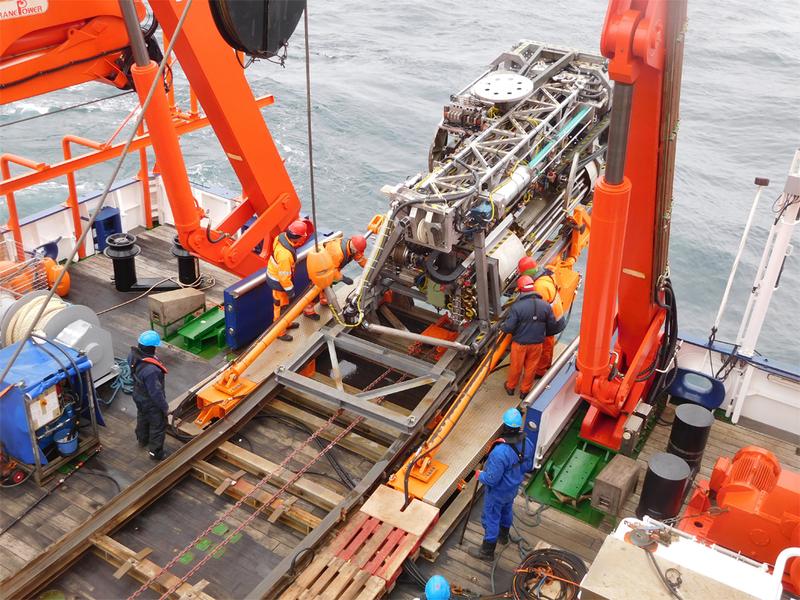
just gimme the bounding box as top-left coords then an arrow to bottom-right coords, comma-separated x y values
525,410 -> 610,527
160,306 -> 228,359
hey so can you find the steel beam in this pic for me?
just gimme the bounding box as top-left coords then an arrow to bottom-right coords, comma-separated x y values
355,375 -> 436,402
332,334 -> 451,380
274,368 -> 414,431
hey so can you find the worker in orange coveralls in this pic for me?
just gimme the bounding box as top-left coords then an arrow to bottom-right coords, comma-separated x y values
303,235 -> 368,321
267,220 -> 310,342
500,275 -> 566,399
517,256 -> 563,377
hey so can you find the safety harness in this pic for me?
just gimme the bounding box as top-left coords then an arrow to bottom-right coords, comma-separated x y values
490,435 -> 525,465
131,354 -> 168,389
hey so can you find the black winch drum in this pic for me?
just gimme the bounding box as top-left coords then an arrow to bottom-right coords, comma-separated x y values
104,232 -> 141,292
636,452 -> 690,521
172,235 -> 200,286
667,403 -> 713,473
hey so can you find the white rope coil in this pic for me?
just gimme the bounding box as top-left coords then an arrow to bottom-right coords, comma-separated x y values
6,296 -> 67,344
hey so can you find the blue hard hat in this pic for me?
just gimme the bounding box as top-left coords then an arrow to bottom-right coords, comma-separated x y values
502,408 -> 523,429
425,575 -> 450,600
138,330 -> 162,347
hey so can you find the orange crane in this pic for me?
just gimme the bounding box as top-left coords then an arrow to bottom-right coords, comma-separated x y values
1,0 -> 305,277
576,0 -> 684,451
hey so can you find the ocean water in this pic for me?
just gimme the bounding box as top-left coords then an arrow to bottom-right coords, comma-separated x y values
1,0 -> 798,366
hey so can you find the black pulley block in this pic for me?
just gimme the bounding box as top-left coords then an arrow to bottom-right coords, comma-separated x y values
210,0 -> 306,58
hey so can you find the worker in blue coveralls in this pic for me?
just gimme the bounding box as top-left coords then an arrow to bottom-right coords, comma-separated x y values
128,330 -> 169,461
469,408 -> 534,561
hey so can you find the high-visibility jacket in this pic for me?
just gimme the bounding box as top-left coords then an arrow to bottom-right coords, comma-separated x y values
325,238 -> 366,278
533,269 -> 564,319
267,233 -> 299,293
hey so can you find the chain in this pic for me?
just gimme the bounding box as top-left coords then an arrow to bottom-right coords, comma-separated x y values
158,414 -> 366,599
129,367 -> 397,599
126,407 -> 344,600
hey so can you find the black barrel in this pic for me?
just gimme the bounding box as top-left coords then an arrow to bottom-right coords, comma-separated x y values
667,404 -> 713,473
172,235 -> 199,286
636,452 -> 690,521
104,233 -> 141,292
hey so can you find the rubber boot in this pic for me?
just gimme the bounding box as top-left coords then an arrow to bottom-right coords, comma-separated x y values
498,527 -> 510,545
468,539 -> 496,562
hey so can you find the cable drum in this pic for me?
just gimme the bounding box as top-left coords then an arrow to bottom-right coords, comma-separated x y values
512,548 -> 588,600
5,294 -> 67,344
0,291 -> 115,383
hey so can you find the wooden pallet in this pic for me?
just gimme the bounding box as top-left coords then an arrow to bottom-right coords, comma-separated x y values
281,487 -> 439,600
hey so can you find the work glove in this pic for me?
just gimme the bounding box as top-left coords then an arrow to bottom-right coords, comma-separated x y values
286,289 -> 296,300
340,275 -> 354,286
475,469 -> 481,480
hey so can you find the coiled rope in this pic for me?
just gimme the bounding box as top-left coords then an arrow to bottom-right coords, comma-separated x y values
100,358 -> 134,406
4,296 -> 67,344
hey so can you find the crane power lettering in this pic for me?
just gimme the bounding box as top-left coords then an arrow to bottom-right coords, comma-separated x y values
0,0 -> 48,20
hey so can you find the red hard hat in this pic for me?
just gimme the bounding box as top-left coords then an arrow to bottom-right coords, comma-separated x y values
287,220 -> 308,239
349,235 -> 367,253
517,275 -> 535,292
518,256 -> 537,275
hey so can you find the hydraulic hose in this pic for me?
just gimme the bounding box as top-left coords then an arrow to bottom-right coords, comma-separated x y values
511,548 -> 587,600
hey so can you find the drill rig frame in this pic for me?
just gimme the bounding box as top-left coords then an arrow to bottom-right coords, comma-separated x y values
344,42 -> 611,348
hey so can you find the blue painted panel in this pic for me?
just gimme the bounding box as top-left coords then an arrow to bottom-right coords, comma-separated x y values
223,231 -> 334,349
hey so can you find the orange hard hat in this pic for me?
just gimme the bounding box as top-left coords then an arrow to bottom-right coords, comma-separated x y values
349,235 -> 367,253
518,256 -> 538,275
287,219 -> 308,239
517,275 -> 535,292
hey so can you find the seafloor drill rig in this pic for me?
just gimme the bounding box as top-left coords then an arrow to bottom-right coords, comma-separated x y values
3,0 -> 797,598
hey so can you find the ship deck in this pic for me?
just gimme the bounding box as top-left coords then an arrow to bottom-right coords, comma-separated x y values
0,225 -> 380,592
1,225 -> 798,598
390,406 -> 800,598
0,225 -> 235,578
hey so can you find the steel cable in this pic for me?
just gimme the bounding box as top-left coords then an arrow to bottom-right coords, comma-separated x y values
0,91 -> 136,129
302,6 -> 319,250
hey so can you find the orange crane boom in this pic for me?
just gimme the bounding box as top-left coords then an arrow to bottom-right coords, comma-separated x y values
576,0 -> 686,451
1,0 -> 305,277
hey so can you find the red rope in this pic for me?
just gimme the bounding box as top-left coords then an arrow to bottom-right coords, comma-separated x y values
159,414 -> 365,599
